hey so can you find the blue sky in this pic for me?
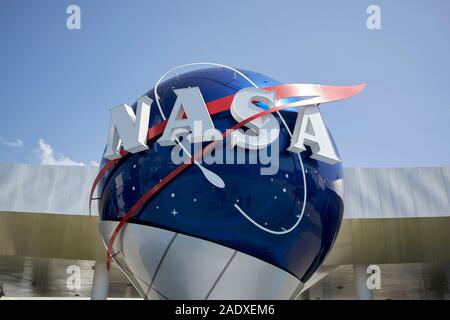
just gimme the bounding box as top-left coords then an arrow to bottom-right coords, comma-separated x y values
0,0 -> 449,167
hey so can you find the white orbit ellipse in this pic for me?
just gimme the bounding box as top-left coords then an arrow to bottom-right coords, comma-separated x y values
154,62 -> 307,235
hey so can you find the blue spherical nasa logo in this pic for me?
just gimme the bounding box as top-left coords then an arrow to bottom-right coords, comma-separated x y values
93,63 -> 364,299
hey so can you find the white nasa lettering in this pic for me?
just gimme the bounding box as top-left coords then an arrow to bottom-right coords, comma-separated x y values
229,87 -> 280,150
103,87 -> 340,165
103,96 -> 152,160
288,105 -> 340,164
157,87 -> 221,146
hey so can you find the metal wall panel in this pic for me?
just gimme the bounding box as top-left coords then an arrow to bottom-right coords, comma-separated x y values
408,168 -> 449,217
441,167 -> 450,211
344,168 -> 382,218
0,164 -> 26,212
15,165 -> 59,213
0,164 -> 98,215
344,167 -> 450,219
374,168 -> 416,218
0,164 -> 449,219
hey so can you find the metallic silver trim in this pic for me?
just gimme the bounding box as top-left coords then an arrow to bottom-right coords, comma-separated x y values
204,251 -> 237,300
207,251 -> 302,300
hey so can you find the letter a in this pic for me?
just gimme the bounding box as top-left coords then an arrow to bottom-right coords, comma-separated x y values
288,105 -> 340,164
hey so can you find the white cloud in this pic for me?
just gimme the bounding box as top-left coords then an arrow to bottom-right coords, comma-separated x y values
0,136 -> 23,148
89,161 -> 100,167
38,139 -> 85,166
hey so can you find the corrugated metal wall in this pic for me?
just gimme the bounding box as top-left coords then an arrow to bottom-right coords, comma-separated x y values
0,164 -> 99,215
0,164 -> 449,219
344,167 -> 450,218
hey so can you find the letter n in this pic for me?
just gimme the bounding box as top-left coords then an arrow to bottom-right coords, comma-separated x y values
103,96 -> 152,160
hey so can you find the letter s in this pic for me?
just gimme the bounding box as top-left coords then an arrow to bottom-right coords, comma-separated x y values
230,88 -> 279,150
